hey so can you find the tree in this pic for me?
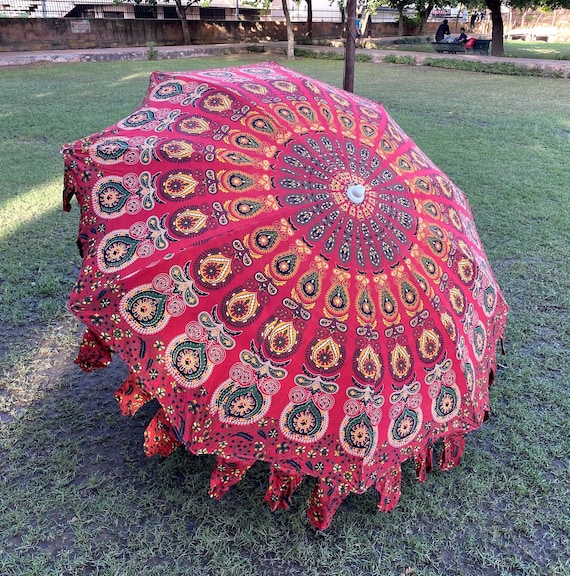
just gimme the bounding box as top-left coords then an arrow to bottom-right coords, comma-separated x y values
344,0 -> 357,91
415,0 -> 435,34
388,0 -> 410,36
282,0 -> 295,58
306,0 -> 313,40
459,0 -> 504,56
116,0 -> 201,45
343,0 -> 384,91
509,0 -> 570,12
499,0 -> 570,54
329,0 -> 347,34
356,0 -> 386,38
246,0 -> 295,58
485,0 -> 504,55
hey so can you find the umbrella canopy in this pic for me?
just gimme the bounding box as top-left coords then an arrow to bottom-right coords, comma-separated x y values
62,61 -> 508,529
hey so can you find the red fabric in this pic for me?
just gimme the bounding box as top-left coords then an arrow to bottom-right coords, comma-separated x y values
439,434 -> 467,471
415,444 -> 434,483
307,478 -> 349,531
143,409 -> 181,458
264,463 -> 304,510
74,328 -> 113,371
209,457 -> 255,499
376,467 -> 402,512
62,62 -> 508,528
115,372 -> 153,416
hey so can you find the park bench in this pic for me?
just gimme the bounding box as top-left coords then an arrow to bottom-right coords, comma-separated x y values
431,39 -> 491,56
431,42 -> 466,54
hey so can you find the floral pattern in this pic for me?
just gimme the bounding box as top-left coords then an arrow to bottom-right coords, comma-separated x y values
62,62 -> 508,530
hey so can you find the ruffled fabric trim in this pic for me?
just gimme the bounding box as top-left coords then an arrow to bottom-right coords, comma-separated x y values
376,466 -> 402,512
143,409 -> 181,458
106,365 -> 475,529
209,458 -> 255,499
264,463 -> 304,511
439,434 -> 467,471
414,444 -> 434,483
74,328 -> 113,371
119,397 -> 472,528
115,372 -> 153,416
307,478 -> 349,530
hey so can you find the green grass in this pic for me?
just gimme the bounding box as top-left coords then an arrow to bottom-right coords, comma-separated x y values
373,39 -> 570,60
502,41 -> 570,60
1,56 -> 569,575
295,47 -> 372,62
421,57 -> 565,77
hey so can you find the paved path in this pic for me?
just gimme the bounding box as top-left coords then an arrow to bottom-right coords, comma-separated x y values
1,40 -> 569,76
0,43 -> 271,66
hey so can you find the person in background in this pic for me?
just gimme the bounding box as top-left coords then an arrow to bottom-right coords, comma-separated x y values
435,19 -> 450,42
456,27 -> 468,43
470,11 -> 478,30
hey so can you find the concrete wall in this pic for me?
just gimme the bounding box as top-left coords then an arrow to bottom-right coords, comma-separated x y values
0,19 -> 285,51
0,18 -> 435,52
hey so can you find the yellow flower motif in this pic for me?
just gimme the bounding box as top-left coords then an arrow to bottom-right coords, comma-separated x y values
440,393 -> 455,414
397,415 -> 415,438
292,409 -> 316,434
176,348 -> 201,375
350,422 -> 370,447
132,297 -> 158,322
230,393 -> 255,416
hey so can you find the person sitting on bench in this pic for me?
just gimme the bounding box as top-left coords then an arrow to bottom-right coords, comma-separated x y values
435,19 -> 451,42
455,27 -> 468,43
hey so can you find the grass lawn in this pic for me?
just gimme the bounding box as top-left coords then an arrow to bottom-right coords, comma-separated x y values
0,55 -> 569,576
372,39 -> 570,60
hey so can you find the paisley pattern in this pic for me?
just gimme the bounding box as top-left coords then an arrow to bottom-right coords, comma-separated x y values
280,373 -> 338,443
211,349 -> 285,424
62,62 -> 508,530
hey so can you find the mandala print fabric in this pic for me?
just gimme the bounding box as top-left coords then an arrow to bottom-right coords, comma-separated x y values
62,62 -> 508,529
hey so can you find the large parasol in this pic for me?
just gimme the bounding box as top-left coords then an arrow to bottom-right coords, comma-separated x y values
62,62 -> 508,529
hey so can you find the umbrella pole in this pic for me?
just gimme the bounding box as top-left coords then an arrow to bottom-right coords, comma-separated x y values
343,0 -> 357,93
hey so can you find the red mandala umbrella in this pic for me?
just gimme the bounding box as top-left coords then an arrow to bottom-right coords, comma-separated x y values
62,61 -> 508,529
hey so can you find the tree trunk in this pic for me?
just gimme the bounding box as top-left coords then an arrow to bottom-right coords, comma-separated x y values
486,0 -> 504,57
398,6 -> 404,36
174,0 -> 191,45
282,0 -> 294,59
343,0 -> 356,92
417,4 -> 434,35
362,11 -> 371,38
306,0 -> 313,41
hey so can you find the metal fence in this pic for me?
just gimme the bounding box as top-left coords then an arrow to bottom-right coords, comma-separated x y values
0,0 -> 401,22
